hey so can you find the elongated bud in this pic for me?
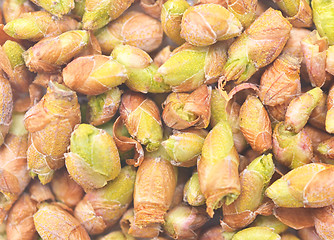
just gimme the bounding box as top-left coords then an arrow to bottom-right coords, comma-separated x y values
239,95 -> 272,153
164,205 -> 209,239
273,122 -> 313,169
23,30 -> 89,73
63,55 -> 127,95
221,154 -> 275,230
95,11 -> 162,54
161,0 -> 189,45
51,169 -> 84,208
74,166 -> 136,235
222,8 -> 292,83
4,11 -> 80,42
162,85 -> 211,130
6,193 -> 37,240
0,112 -> 30,223
180,3 -> 242,46
112,44 -> 170,93
184,172 -> 206,206
3,0 -> 34,23
301,31 -> 328,87
250,215 -> 288,234
34,203 -> 90,240
120,91 -> 163,152
133,157 -> 177,229
198,120 -> 240,217
259,54 -> 301,106
285,87 -> 323,133
226,0 -> 257,28
83,0 -> 135,30
2,40 -> 33,93
312,0 -> 334,45
120,208 -> 161,239
231,227 -> 281,240
266,163 -> 334,208
65,124 -> 121,191
24,82 -> 81,184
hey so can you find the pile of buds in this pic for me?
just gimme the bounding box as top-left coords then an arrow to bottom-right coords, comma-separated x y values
0,0 -> 334,239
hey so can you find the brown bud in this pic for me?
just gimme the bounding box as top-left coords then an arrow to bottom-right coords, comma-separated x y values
273,207 -> 314,230
28,179 -> 55,203
6,194 -> 37,240
33,72 -> 63,88
309,92 -> 327,130
3,0 -> 35,23
140,0 -> 166,18
283,28 -> 311,59
51,169 -> 84,208
298,227 -> 322,240
313,205 -> 334,240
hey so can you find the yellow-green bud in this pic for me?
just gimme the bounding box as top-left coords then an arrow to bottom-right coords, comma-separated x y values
232,227 -> 281,240
183,172 -> 205,206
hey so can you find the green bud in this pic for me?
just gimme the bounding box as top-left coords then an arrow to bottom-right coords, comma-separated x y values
250,215 -> 288,234
65,124 -> 121,190
112,44 -> 170,93
210,89 -> 228,127
155,44 -> 206,92
2,40 -> 25,69
183,172 -> 205,206
232,227 -> 281,240
247,154 -> 275,187
312,0 -> 334,45
275,0 -> 300,17
30,0 -> 74,17
72,0 -> 86,19
161,0 -> 190,45
9,112 -> 28,136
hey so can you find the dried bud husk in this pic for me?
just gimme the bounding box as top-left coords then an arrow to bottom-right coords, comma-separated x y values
2,40 -> 34,93
259,54 -> 301,106
281,234 -> 300,240
184,172 -> 206,206
51,168 -> 84,208
154,46 -> 172,67
155,42 -> 228,92
162,129 -> 207,167
65,124 -> 121,191
28,179 -> 55,203
298,227 -> 322,240
112,44 -> 170,93
0,112 -> 30,223
221,154 -> 275,230
162,85 -> 211,130
312,0 -> 334,45
133,157 -> 177,229
273,207 -> 314,230
6,193 -> 37,240
232,227 -> 281,240
30,0 -> 74,17
98,231 -> 135,240
82,0 -> 135,30
120,208 -> 161,238
33,72 -> 63,88
0,75 -> 13,147
33,203 -> 90,240
272,122 -> 313,169
222,8 -> 292,83
87,88 -> 122,126
266,163 -> 334,208
74,166 -> 136,235
226,0 -> 257,28
164,205 -> 209,239
239,95 -> 272,153
23,30 -> 89,73
250,215 -> 288,234
327,46 -> 334,76
63,55 -> 127,95
180,3 -> 242,46
4,11 -> 80,42
283,28 -> 311,59
161,0 -> 189,45
285,87 -> 323,133
119,91 -> 163,152
313,205 -> 334,240
301,31 -> 328,87
273,0 -> 312,27
309,92 -> 327,131
95,11 -> 163,54
200,226 -> 236,240
326,84 -> 334,133
24,82 -> 81,184
3,0 -> 34,23
198,120 -> 240,217
14,83 -> 44,113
